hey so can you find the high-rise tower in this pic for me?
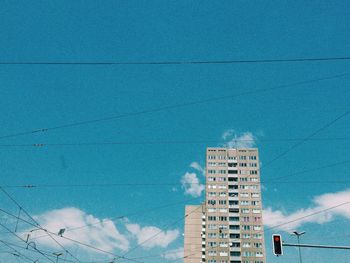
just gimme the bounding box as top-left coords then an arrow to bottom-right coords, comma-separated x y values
184,148 -> 266,263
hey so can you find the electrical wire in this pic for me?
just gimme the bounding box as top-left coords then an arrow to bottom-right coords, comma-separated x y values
0,222 -> 55,262
1,56 -> 350,65
0,72 -> 349,141
0,137 -> 349,149
0,186 -> 82,262
261,109 -> 350,170
2,158 -> 350,189
0,240 -> 38,263
264,200 -> 350,232
118,205 -> 204,260
0,239 -> 78,263
0,209 -> 145,263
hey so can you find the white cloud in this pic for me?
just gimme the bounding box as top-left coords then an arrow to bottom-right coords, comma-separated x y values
263,188 -> 350,232
190,162 -> 205,175
222,129 -> 257,148
181,172 -> 205,197
29,207 -> 129,253
162,247 -> 184,260
126,224 -> 179,249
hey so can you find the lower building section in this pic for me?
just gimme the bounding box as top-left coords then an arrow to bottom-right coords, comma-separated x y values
184,205 -> 206,263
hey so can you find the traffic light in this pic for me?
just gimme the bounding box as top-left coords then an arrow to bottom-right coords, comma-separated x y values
272,234 -> 283,256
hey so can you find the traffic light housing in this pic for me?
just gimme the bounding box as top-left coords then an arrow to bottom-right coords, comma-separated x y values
272,234 -> 283,256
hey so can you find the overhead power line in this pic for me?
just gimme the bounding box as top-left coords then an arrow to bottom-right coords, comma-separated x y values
1,158 -> 350,190
0,222 -> 56,263
1,56 -> 350,65
261,108 -> 350,170
264,200 -> 350,232
3,196 -> 201,247
2,196 -> 350,262
119,205 -> 204,260
0,208 -> 158,263
0,72 -> 349,141
0,137 -> 350,149
0,240 -> 40,263
0,186 -> 82,263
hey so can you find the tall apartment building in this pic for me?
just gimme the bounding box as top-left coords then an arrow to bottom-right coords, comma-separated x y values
184,148 -> 266,263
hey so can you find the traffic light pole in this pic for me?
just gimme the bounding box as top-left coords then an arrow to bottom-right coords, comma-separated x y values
283,243 -> 350,250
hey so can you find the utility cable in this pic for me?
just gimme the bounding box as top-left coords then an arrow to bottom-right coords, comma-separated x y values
2,158 -> 350,189
119,204 -> 204,260
0,222 -> 55,262
0,240 -> 38,263
0,72 -> 349,141
261,108 -> 350,170
0,137 -> 349,148
0,186 -> 81,262
1,56 -> 350,65
0,208 -> 146,263
264,200 -> 350,232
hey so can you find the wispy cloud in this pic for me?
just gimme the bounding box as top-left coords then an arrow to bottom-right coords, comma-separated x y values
190,162 -> 205,175
24,207 -> 180,256
29,207 -> 129,253
125,224 -> 179,249
181,172 -> 205,197
162,247 -> 184,260
263,188 -> 350,232
222,129 -> 257,148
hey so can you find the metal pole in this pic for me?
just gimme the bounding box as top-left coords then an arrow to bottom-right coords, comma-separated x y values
283,243 -> 350,250
297,236 -> 303,263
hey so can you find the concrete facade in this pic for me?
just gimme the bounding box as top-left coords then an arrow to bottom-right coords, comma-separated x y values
184,148 -> 266,263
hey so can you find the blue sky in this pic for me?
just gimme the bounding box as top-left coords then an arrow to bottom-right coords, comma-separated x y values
0,1 -> 350,262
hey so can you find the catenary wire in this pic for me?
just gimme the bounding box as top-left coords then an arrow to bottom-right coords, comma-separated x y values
0,186 -> 82,263
0,137 -> 350,149
0,222 -> 56,262
260,108 -> 350,170
0,240 -> 39,263
0,72 -> 349,141
1,200 -> 350,262
0,208 -> 188,263
2,158 -> 350,189
1,56 -> 350,65
0,209 -> 146,263
118,205 -> 204,260
264,200 -> 350,232
0,196 -> 201,260
0,239 -> 79,263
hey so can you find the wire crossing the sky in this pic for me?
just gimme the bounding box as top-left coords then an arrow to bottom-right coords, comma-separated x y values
1,55 -> 350,65
0,72 -> 349,141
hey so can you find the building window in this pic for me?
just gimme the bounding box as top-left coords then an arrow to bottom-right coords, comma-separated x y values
251,193 -> 260,198
253,225 -> 262,231
242,242 -> 251,248
208,233 -> 217,238
242,225 -> 251,230
242,216 -> 250,222
208,224 -> 217,230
